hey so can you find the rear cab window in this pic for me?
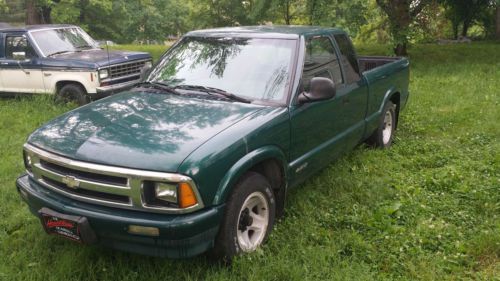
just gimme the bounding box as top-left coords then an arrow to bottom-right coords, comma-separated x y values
333,34 -> 361,84
302,36 -> 343,92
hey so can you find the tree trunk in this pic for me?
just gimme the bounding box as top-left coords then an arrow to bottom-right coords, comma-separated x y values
26,0 -> 41,25
452,22 -> 459,39
394,42 -> 408,56
308,0 -> 317,25
284,0 -> 291,25
26,0 -> 52,24
462,20 -> 470,37
41,6 -> 52,23
496,6 -> 500,40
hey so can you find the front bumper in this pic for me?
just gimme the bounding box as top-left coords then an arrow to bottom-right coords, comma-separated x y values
93,79 -> 140,98
16,174 -> 224,258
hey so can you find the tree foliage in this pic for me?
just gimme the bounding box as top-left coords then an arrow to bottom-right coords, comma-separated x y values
440,0 -> 493,38
0,0 -> 8,13
0,0 -> 498,54
375,0 -> 432,55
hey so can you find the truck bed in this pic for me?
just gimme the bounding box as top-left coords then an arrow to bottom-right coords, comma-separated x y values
359,55 -> 410,140
358,56 -> 403,73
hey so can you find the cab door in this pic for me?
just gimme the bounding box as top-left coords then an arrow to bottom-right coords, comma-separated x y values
289,35 -> 352,183
332,33 -> 368,145
0,33 -> 45,94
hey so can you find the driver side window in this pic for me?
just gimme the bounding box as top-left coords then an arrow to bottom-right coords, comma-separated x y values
5,35 -> 37,59
301,36 -> 343,92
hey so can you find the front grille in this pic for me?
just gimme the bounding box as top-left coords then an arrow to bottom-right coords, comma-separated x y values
40,159 -> 128,186
109,60 -> 147,79
42,177 -> 130,204
24,144 -> 204,214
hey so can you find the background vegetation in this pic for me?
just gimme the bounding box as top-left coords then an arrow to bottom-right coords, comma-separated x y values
0,42 -> 499,280
0,0 -> 499,54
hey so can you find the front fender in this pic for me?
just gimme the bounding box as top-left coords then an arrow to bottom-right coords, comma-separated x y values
45,70 -> 99,94
212,145 -> 288,205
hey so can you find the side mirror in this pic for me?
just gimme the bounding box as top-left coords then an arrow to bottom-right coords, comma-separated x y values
298,77 -> 336,104
12,51 -> 27,61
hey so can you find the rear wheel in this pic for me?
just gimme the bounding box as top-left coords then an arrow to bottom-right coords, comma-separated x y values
368,101 -> 397,148
57,84 -> 90,106
211,172 -> 276,262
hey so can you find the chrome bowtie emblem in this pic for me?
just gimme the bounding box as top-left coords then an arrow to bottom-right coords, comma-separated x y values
62,176 -> 80,189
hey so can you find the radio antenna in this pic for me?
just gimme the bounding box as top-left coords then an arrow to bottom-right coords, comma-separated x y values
105,40 -> 114,96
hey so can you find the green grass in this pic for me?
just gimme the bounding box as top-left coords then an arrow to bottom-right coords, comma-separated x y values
1,43 -> 499,280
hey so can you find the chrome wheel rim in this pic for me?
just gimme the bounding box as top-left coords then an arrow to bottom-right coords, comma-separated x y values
237,191 -> 269,252
382,110 -> 393,145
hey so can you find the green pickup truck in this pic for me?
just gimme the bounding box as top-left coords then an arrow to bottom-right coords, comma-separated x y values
17,26 -> 409,260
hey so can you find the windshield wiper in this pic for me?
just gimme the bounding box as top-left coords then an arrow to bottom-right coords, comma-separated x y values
174,84 -> 251,103
135,81 -> 180,95
47,50 -> 73,57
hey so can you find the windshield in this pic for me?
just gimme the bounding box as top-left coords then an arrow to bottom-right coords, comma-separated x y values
147,37 -> 297,102
30,27 -> 99,57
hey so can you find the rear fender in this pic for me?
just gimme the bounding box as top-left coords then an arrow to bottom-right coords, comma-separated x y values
365,87 -> 400,138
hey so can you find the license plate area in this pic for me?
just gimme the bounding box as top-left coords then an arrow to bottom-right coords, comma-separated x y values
38,207 -> 96,244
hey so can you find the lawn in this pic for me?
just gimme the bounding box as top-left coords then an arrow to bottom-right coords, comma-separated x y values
0,42 -> 499,281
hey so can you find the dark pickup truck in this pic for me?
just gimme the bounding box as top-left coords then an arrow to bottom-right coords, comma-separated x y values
0,24 -> 152,104
17,26 -> 409,260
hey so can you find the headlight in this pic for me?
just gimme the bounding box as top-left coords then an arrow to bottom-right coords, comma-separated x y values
98,69 -> 109,80
154,182 -> 177,204
144,61 -> 152,69
149,182 -> 199,208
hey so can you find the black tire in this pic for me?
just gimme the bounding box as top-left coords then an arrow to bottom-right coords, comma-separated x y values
57,84 -> 90,106
211,172 -> 276,262
367,101 -> 397,148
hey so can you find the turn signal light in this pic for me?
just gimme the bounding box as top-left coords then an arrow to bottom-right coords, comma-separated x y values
127,225 -> 159,237
179,182 -> 197,208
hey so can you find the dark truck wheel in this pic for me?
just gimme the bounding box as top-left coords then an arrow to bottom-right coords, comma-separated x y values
368,101 -> 397,148
57,84 -> 90,106
211,172 -> 276,262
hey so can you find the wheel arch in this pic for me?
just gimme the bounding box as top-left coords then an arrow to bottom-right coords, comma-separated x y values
213,145 -> 288,217
388,91 -> 401,129
55,80 -> 88,94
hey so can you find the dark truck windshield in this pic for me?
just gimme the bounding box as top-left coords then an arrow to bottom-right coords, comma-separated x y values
147,37 -> 297,102
30,27 -> 99,57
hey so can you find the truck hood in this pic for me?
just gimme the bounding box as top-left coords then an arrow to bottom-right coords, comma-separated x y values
28,91 -> 265,172
48,49 -> 151,68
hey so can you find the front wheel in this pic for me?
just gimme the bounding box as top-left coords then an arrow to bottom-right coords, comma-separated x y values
368,101 -> 397,148
211,172 -> 276,261
57,83 -> 90,106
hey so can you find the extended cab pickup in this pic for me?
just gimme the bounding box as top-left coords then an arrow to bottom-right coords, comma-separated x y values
16,26 -> 409,259
0,24 -> 152,104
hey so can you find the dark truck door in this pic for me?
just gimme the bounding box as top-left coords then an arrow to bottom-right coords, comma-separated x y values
289,34 -> 368,184
332,33 -> 369,147
0,33 -> 44,94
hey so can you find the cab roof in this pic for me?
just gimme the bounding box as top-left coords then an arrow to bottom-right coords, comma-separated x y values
0,24 -> 77,33
186,25 -> 345,39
